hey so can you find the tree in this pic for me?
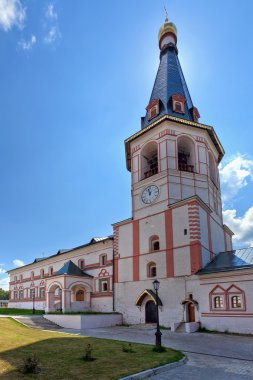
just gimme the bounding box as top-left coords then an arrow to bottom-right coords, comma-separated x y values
0,288 -> 9,300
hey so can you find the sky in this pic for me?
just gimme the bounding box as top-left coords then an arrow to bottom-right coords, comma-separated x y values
0,0 -> 253,290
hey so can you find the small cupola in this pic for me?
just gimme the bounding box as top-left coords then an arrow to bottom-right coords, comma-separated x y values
158,17 -> 177,50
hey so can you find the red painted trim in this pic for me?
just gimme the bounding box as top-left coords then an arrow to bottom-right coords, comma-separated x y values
91,293 -> 113,298
207,213 -> 213,259
133,220 -> 139,281
114,257 -> 118,283
201,313 -> 253,317
190,241 -> 202,274
165,209 -> 174,277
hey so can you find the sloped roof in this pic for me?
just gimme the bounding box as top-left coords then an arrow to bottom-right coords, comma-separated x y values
135,289 -> 163,306
8,236 -> 113,273
142,44 -> 194,128
198,248 -> 253,275
55,260 -> 93,277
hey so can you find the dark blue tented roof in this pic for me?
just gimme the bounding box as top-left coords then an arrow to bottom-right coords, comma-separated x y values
198,248 -> 253,275
142,45 -> 194,128
56,260 -> 93,277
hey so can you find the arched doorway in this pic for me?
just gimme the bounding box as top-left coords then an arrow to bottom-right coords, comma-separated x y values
145,301 -> 157,323
187,302 -> 195,322
76,289 -> 85,301
47,283 -> 62,312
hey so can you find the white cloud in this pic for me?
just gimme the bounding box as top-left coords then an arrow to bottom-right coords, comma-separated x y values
220,154 -> 253,203
18,34 -> 36,50
13,259 -> 25,267
0,0 -> 26,32
0,276 -> 9,290
46,4 -> 58,20
0,268 -> 6,275
44,26 -> 61,44
223,207 -> 253,247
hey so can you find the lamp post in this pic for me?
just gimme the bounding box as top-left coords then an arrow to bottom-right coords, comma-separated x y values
32,289 -> 35,315
59,288 -> 63,314
153,280 -> 162,349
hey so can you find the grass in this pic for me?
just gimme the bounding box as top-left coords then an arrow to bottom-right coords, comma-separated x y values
0,308 -> 44,315
0,318 -> 183,380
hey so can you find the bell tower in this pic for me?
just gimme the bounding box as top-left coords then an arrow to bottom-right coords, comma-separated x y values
125,17 -> 224,225
113,17 -> 233,324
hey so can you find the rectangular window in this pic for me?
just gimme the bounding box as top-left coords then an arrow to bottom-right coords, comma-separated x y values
101,255 -> 107,266
19,290 -> 24,300
39,288 -> 45,299
99,279 -> 109,292
30,289 -> 35,299
13,291 -> 18,300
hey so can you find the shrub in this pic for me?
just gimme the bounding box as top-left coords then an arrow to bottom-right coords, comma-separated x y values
122,343 -> 136,353
20,354 -> 41,374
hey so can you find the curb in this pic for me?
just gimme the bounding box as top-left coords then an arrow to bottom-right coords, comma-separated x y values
119,355 -> 187,380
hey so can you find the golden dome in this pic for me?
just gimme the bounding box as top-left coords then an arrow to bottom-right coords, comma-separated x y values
158,18 -> 177,46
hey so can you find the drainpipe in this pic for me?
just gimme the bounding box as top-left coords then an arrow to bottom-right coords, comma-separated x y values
112,244 -> 115,312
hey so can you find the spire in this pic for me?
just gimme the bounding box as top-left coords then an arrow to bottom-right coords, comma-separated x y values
142,17 -> 200,129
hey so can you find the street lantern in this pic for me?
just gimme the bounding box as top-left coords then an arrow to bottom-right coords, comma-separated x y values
153,280 -> 162,349
153,279 -> 160,291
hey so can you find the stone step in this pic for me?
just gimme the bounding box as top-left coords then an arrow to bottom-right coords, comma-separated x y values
14,316 -> 62,330
175,322 -> 185,333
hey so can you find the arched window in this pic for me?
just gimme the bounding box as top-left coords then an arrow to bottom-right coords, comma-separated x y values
31,271 -> 34,280
150,235 -> 160,252
214,296 -> 223,308
175,102 -> 183,112
147,262 -> 157,278
177,136 -> 196,173
231,295 -> 241,308
141,142 -> 158,180
48,267 -> 53,276
227,285 -> 245,310
40,269 -> 44,278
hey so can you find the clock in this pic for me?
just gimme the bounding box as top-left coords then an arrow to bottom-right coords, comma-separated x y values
141,185 -> 159,204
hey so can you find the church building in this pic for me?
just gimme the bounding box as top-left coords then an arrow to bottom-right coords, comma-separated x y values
8,17 -> 253,334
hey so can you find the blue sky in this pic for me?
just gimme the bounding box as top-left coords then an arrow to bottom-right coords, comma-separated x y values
0,0 -> 253,289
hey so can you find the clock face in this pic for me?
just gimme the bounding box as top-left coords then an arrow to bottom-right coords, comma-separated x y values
141,185 -> 159,204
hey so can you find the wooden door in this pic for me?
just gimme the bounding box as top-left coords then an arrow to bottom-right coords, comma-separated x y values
188,302 -> 195,322
145,301 -> 157,323
76,290 -> 84,301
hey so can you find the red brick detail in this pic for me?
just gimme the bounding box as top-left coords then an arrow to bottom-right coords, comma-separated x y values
188,203 -> 201,241
133,220 -> 139,281
188,202 -> 202,273
113,226 -> 119,283
113,226 -> 119,257
165,209 -> 174,277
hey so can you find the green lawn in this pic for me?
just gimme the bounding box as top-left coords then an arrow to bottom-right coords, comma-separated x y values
0,318 -> 183,379
0,308 -> 44,315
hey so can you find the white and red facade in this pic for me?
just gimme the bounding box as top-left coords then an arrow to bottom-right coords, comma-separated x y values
8,18 -> 253,334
